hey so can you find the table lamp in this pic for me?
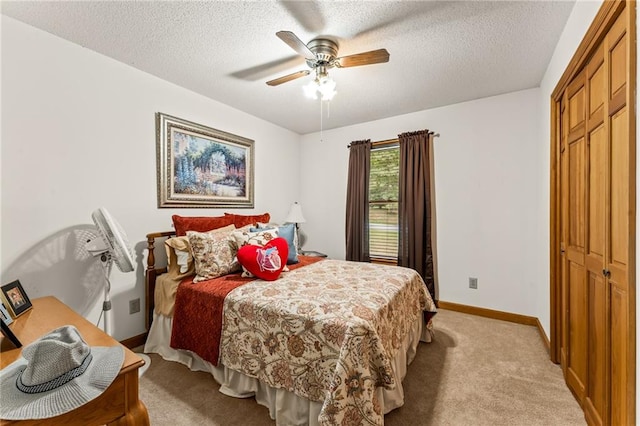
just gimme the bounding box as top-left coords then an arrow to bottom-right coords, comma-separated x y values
285,202 -> 306,252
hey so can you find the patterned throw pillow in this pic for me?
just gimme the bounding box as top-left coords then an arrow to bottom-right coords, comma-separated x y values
230,228 -> 279,250
187,230 -> 241,283
165,224 -> 236,274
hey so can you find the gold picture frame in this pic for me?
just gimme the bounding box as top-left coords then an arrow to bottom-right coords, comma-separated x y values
156,113 -> 255,208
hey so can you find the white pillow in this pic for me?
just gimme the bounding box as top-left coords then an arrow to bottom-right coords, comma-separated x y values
175,250 -> 191,273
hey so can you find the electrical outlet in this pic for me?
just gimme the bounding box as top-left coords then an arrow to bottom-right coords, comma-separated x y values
129,298 -> 140,314
469,277 -> 478,289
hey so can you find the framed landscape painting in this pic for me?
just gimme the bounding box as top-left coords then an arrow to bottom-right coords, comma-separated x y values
156,113 -> 255,208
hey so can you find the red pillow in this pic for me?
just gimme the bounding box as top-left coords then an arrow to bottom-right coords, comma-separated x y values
172,214 -> 235,237
225,212 -> 270,228
237,237 -> 288,281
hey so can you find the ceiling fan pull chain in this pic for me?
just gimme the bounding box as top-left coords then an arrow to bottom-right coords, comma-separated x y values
320,98 -> 324,142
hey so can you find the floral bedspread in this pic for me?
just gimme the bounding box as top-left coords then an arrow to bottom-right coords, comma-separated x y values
220,259 -> 437,425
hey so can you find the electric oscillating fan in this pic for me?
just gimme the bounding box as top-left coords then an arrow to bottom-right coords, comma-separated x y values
84,207 -> 134,335
84,208 -> 151,375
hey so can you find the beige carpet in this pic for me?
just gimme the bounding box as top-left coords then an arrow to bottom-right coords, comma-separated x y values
138,309 -> 585,425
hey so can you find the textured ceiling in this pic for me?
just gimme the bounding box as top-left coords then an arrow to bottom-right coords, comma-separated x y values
1,1 -> 576,135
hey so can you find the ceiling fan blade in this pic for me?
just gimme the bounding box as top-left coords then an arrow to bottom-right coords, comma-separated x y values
280,1 -> 325,33
231,55 -> 305,81
266,70 -> 311,86
335,49 -> 390,68
276,31 -> 316,60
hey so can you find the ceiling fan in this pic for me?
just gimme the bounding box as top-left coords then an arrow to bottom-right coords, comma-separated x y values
266,30 -> 390,90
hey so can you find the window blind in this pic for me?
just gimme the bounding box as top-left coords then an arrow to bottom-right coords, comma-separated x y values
369,145 -> 399,259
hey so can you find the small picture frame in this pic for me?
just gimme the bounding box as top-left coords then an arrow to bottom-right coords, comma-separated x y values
1,280 -> 32,318
0,302 -> 13,326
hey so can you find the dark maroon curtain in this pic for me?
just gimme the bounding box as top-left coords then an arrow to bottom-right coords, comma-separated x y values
398,130 -> 438,304
345,140 -> 371,262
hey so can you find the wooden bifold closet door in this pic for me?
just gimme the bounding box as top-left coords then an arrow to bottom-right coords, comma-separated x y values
552,1 -> 635,425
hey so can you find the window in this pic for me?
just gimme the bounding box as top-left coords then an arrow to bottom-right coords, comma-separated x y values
369,143 -> 399,260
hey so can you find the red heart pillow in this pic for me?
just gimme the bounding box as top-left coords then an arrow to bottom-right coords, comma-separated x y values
237,237 -> 289,281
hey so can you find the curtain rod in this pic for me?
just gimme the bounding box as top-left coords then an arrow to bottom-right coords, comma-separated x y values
347,132 -> 440,148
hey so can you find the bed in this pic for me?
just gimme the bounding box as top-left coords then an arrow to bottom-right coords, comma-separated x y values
143,214 -> 437,425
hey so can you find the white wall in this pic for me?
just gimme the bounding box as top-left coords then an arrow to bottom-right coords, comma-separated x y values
300,88 -> 542,317
0,16 -> 301,341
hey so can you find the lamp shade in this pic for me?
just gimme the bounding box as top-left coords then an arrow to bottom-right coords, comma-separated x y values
285,202 -> 306,224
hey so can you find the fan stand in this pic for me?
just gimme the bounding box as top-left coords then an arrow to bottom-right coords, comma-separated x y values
98,256 -> 151,377
99,255 -> 114,336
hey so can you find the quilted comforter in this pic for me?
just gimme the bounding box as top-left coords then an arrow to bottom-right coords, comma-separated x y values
219,259 -> 436,425
169,256 -> 322,365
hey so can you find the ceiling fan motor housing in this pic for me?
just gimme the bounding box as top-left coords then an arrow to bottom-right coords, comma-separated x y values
306,38 -> 339,67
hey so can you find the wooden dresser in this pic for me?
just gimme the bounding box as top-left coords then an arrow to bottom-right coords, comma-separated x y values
0,296 -> 150,425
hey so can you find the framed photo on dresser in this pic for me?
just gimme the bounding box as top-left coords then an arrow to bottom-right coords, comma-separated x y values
1,280 -> 32,318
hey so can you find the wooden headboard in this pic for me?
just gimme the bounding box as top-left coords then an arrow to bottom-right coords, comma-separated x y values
145,231 -> 175,331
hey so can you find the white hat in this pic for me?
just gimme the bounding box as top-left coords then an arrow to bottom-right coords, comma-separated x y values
0,325 -> 124,420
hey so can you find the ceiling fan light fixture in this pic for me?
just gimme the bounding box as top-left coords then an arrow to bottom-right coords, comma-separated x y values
303,80 -> 319,100
303,75 -> 337,101
318,76 -> 337,101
